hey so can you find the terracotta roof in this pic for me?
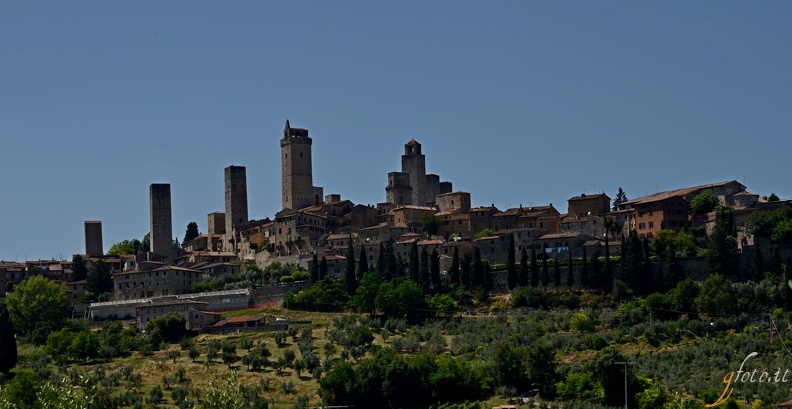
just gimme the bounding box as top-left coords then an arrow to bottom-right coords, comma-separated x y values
406,138 -> 419,146
212,314 -> 267,327
393,205 -> 436,211
326,233 -> 357,240
568,193 -> 609,201
140,299 -> 208,308
537,232 -> 591,240
622,181 -> 743,206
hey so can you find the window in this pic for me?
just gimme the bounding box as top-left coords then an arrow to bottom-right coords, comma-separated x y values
648,221 -> 654,228
639,223 -> 646,229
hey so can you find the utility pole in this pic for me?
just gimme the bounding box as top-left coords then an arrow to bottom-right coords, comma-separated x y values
614,361 -> 636,409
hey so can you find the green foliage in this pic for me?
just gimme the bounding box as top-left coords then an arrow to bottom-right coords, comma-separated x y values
6,275 -> 67,342
284,277 -> 349,312
507,234 -> 517,290
351,270 -> 382,313
612,187 -> 628,211
652,229 -> 699,258
771,219 -> 792,244
183,221 -> 200,243
768,193 -> 780,202
70,255 -> 87,282
474,228 -> 494,239
376,278 -> 427,318
746,206 -> 792,237
345,240 -> 357,296
85,259 -> 113,302
511,286 -> 546,309
144,312 -> 187,344
707,208 -> 737,276
0,301 -> 17,374
570,312 -> 595,333
67,331 -> 100,361
107,239 -> 141,256
421,212 -> 443,237
695,274 -> 735,315
690,192 -> 720,215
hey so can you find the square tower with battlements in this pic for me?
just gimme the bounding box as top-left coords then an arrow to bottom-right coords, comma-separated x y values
149,183 -> 173,257
281,120 -> 322,210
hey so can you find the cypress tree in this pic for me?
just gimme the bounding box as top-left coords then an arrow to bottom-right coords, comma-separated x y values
71,254 -> 88,282
461,252 -> 472,288
541,253 -> 549,288
754,244 -> 764,282
319,256 -> 328,280
430,249 -> 441,292
604,231 -> 612,278
345,239 -> 357,295
410,241 -> 420,282
484,260 -> 493,291
449,247 -> 460,285
566,249 -> 574,289
396,254 -> 406,278
310,254 -> 319,284
507,234 -> 517,290
385,241 -> 397,280
518,247 -> 528,287
420,246 -> 431,294
581,247 -> 589,288
377,242 -> 386,276
472,247 -> 484,288
772,245 -> 783,278
785,257 -> 792,312
358,245 -> 368,282
530,245 -> 539,288
0,300 -> 17,375
553,254 -> 561,288
589,252 -> 600,289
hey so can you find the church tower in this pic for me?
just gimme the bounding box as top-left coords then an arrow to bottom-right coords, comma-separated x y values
281,120 -> 319,210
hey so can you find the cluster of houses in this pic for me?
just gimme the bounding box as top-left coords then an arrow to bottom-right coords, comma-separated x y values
3,121 -> 788,333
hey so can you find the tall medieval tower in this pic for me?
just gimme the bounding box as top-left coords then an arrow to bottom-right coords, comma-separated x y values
149,183 -> 172,257
281,120 -> 321,210
402,139 -> 427,205
224,165 -> 248,251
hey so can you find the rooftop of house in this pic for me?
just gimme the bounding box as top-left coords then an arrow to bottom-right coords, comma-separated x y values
621,180 -> 745,206
568,193 -> 610,202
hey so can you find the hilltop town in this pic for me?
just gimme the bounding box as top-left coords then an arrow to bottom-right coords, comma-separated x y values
3,120 -> 792,408
0,119 -> 788,333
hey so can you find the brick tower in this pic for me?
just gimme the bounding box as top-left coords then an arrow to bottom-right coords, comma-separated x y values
224,165 -> 249,251
281,120 -> 321,210
149,183 -> 173,257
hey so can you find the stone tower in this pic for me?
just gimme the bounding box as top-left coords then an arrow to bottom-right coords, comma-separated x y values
224,165 -> 249,251
402,139 -> 427,205
386,172 -> 412,205
149,183 -> 173,257
84,221 -> 103,257
281,120 -> 322,210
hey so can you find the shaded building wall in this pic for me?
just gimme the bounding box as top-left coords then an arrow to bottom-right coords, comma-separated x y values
150,184 -> 173,257
84,221 -> 103,257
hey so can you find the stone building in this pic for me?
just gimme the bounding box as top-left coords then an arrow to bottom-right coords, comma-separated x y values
224,165 -> 249,252
113,264 -> 202,301
149,183 -> 173,258
281,120 -> 323,211
84,221 -> 103,257
567,193 -> 611,218
385,139 -> 452,207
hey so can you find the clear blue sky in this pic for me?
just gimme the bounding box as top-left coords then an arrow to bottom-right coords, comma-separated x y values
2,2 -> 790,262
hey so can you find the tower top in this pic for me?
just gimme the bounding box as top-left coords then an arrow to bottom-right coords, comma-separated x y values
283,119 -> 309,140
404,139 -> 422,155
